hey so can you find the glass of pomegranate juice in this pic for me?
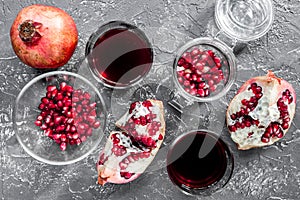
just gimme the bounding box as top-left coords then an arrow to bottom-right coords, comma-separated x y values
167,130 -> 234,195
85,21 -> 153,89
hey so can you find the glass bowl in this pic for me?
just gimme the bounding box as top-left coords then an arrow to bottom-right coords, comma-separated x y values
173,37 -> 236,102
13,71 -> 107,165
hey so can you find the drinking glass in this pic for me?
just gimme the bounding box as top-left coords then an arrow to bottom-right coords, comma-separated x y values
167,130 -> 234,196
85,21 -> 153,89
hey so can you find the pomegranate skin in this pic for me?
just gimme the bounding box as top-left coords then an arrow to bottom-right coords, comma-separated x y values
10,4 -> 78,69
226,71 -> 296,150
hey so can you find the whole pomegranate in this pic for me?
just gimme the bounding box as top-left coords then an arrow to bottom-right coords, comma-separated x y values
10,4 -> 78,69
226,71 -> 296,150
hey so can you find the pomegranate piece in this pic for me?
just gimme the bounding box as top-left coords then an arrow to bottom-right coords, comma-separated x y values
176,47 -> 226,98
226,71 -> 296,150
10,4 -> 78,69
97,99 -> 165,185
34,82 -> 101,151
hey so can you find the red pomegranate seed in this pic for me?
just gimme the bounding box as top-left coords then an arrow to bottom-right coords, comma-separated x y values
158,134 -> 163,140
56,92 -> 64,100
189,88 -> 197,95
288,95 -> 293,104
181,52 -> 192,63
41,124 -> 48,130
86,128 -> 93,136
277,132 -> 284,138
47,85 -> 57,92
177,58 -> 185,66
253,86 -> 262,94
53,134 -> 61,140
93,121 -> 101,129
69,139 -> 75,145
247,132 -> 254,138
38,103 -> 45,110
261,137 -> 269,143
41,97 -> 50,104
120,172 -> 134,179
207,50 -> 214,57
250,83 -> 257,89
281,122 -> 289,130
228,125 -> 236,132
230,114 -> 237,120
208,79 -> 214,87
191,48 -> 201,56
241,99 -> 248,106
263,132 -> 271,138
195,69 -> 202,76
51,89 -> 58,98
282,116 -> 290,123
70,125 -> 77,132
65,85 -> 73,93
75,138 -> 81,145
253,120 -> 259,126
34,120 -> 42,126
183,80 -> 190,87
197,89 -> 205,97
204,88 -> 210,96
60,134 -> 67,142
255,93 -> 263,99
60,142 -> 67,151
245,121 -> 251,127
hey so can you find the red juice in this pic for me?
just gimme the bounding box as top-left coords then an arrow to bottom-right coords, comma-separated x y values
88,27 -> 153,87
167,131 -> 232,190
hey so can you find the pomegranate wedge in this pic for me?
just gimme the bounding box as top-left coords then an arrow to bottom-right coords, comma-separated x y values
226,71 -> 296,150
97,99 -> 165,185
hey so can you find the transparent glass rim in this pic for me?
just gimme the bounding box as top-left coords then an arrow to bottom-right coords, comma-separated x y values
172,37 -> 237,102
85,20 -> 154,90
214,0 -> 274,42
13,71 -> 107,165
167,129 -> 234,196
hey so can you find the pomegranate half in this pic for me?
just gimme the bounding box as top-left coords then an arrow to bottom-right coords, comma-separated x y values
10,4 -> 78,69
226,71 -> 296,150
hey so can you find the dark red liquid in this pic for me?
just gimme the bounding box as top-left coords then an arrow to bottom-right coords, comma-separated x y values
167,131 -> 229,189
89,28 -> 153,87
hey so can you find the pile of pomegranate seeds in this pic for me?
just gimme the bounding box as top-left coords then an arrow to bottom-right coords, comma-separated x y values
34,82 -> 101,151
176,47 -> 225,97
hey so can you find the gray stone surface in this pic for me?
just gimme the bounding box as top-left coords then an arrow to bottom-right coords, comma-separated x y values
0,0 -> 300,199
